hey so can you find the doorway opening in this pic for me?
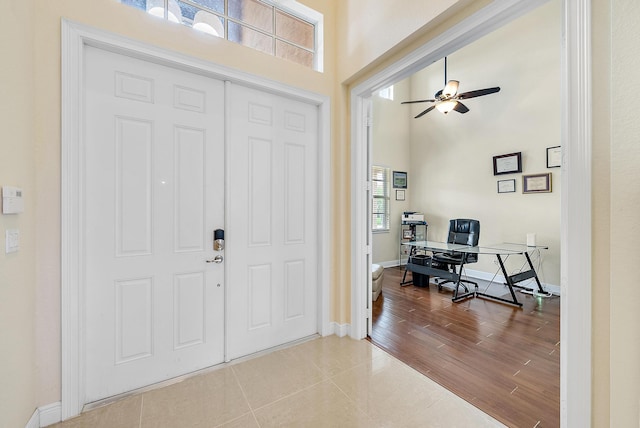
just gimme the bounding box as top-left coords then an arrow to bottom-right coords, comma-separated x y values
366,5 -> 562,423
350,0 -> 592,427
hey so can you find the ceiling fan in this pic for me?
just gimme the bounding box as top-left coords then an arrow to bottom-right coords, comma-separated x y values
401,57 -> 501,118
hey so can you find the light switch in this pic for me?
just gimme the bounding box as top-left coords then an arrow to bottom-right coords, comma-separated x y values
5,229 -> 19,253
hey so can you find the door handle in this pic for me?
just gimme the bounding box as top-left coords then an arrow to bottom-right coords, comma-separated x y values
206,255 -> 224,264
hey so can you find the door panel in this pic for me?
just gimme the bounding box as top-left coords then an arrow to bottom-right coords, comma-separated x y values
84,46 -> 225,402
226,83 -> 319,359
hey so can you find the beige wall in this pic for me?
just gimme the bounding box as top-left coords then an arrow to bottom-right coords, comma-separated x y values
608,0 -> 640,425
591,0 -> 612,425
336,0 -> 459,81
0,1 -> 38,427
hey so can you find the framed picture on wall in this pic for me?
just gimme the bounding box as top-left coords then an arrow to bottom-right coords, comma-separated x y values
493,152 -> 522,175
523,173 -> 552,193
497,179 -> 516,193
547,146 -> 561,168
393,171 -> 407,188
395,189 -> 405,201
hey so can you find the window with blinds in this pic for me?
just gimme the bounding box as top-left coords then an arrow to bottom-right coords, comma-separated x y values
371,166 -> 390,232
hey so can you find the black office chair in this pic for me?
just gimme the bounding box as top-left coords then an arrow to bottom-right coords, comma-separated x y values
433,219 -> 480,296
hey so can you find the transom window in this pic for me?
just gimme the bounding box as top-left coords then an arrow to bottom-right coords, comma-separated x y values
120,0 -> 322,70
372,166 -> 390,232
378,86 -> 394,101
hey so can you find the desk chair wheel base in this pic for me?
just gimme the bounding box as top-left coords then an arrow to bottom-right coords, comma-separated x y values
437,279 -> 475,293
438,278 -> 478,302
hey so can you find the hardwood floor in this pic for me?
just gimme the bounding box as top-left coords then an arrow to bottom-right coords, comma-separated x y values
369,266 -> 560,428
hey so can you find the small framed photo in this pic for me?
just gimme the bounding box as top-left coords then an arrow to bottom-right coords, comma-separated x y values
497,179 -> 516,193
402,229 -> 413,239
395,189 -> 405,201
546,146 -> 561,168
523,173 -> 552,193
393,171 -> 407,188
493,152 -> 522,175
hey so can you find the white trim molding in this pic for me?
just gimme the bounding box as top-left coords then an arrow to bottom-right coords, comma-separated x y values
329,322 -> 351,338
560,0 -> 591,426
25,410 -> 38,428
61,19 -> 331,419
350,1 -> 591,427
39,403 -> 62,427
24,402 -> 62,428
350,94 -> 370,341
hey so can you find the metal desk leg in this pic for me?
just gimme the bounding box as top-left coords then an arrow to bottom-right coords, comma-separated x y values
450,258 -> 475,303
400,246 -> 416,286
479,254 -> 523,307
524,252 -> 546,294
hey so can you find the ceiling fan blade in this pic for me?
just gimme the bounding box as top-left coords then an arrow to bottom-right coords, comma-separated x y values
443,80 -> 459,97
457,87 -> 501,99
401,99 -> 436,104
415,105 -> 436,118
453,102 -> 469,114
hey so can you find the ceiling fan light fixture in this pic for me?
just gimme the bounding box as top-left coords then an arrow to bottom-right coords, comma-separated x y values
401,57 -> 500,118
442,80 -> 459,97
436,100 -> 458,114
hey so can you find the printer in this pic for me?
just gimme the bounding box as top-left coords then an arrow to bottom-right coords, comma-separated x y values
402,211 -> 425,223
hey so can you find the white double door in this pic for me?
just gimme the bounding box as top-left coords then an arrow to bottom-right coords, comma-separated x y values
84,46 -> 318,403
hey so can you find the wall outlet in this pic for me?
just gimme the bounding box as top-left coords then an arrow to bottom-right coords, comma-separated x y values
5,229 -> 19,253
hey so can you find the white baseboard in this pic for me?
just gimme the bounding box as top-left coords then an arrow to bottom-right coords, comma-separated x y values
25,410 -> 39,428
375,260 -> 560,295
329,322 -> 351,337
376,260 -> 402,269
39,402 -> 62,427
25,402 -> 62,428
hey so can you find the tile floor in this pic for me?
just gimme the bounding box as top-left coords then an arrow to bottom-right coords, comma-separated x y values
50,336 -> 506,428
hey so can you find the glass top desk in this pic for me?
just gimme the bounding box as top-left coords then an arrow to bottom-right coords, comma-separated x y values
402,241 -> 549,307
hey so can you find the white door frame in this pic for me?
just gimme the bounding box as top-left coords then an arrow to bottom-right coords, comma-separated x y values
61,19 -> 331,419
350,1 -> 591,427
